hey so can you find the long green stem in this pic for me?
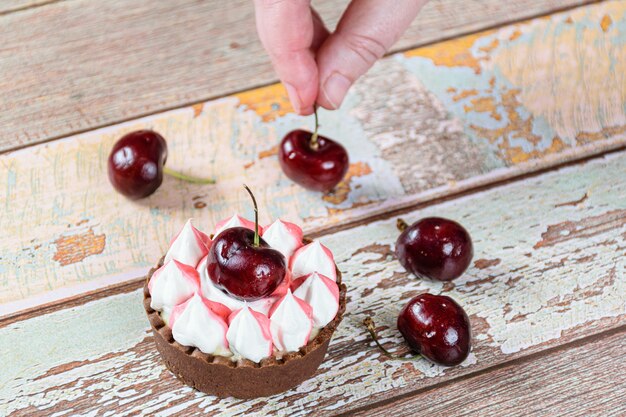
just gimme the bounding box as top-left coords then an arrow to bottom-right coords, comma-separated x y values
243,184 -> 260,246
163,167 -> 215,184
363,317 -> 422,361
310,107 -> 320,150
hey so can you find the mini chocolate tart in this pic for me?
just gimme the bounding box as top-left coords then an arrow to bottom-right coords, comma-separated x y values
143,253 -> 347,399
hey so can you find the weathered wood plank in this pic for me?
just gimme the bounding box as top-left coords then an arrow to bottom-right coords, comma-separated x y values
354,328 -> 626,417
0,0 -> 57,15
0,0 -> 596,151
1,1 -> 624,314
1,150 -> 624,416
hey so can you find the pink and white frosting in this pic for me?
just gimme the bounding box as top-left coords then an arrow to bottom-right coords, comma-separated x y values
214,214 -> 259,237
290,240 -> 337,281
292,273 -> 339,328
169,293 -> 231,356
165,219 -> 211,268
149,216 -> 341,363
148,260 -> 200,315
269,290 -> 313,352
261,219 -> 303,259
227,306 -> 273,363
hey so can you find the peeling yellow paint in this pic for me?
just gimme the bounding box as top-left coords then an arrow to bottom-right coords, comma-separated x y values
576,124 -> 626,144
505,137 -> 567,164
509,29 -> 523,41
258,144 -> 279,159
53,229 -> 106,267
192,103 -> 204,118
322,162 -> 373,205
600,14 -> 613,32
468,88 -> 555,163
464,96 -> 502,121
405,31 -> 495,74
493,2 -> 626,141
479,38 -> 500,53
235,83 -> 293,122
452,89 -> 479,102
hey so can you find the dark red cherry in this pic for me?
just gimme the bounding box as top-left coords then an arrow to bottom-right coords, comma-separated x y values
107,130 -> 167,199
207,227 -> 286,301
395,217 -> 473,281
207,186 -> 286,301
397,293 -> 471,366
279,129 -> 349,192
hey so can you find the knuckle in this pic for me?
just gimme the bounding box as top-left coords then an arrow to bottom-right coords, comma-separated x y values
342,32 -> 387,65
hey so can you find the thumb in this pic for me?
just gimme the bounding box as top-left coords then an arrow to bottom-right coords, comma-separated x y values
316,0 -> 427,110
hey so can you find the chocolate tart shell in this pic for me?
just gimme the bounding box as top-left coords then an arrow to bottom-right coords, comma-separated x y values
143,251 -> 347,399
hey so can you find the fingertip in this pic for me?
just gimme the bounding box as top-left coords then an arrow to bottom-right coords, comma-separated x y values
293,74 -> 319,115
279,56 -> 319,114
299,105 -> 315,116
319,72 -> 352,110
316,102 -> 336,111
284,80 -> 317,115
283,82 -> 303,114
297,87 -> 316,115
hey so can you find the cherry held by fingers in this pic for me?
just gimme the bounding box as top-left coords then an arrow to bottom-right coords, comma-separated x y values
207,186 -> 287,301
397,293 -> 471,366
395,217 -> 473,281
279,110 -> 349,192
108,129 -> 214,199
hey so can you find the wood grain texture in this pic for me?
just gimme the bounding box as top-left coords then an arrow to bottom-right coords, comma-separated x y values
0,0 -> 596,151
0,0 -> 58,15
1,151 -> 624,416
353,328 -> 626,417
1,2 -> 625,314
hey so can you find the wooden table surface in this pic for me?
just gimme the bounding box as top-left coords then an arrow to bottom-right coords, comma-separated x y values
1,1 -> 625,415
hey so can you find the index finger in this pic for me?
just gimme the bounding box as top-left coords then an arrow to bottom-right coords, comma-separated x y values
254,0 -> 320,114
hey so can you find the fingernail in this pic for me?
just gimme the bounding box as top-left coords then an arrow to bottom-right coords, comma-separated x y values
322,72 -> 351,109
300,105 -> 315,115
283,82 -> 302,114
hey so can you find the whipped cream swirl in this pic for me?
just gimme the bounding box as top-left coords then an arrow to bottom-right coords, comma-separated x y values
170,293 -> 231,356
262,219 -> 303,259
290,240 -> 337,281
269,289 -> 313,352
149,259 -> 200,315
293,272 -> 339,328
227,305 -> 273,362
165,219 -> 210,268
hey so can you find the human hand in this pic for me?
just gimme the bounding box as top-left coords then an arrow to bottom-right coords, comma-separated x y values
254,0 -> 428,115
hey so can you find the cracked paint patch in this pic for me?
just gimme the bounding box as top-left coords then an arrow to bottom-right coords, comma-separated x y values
53,228 -> 106,266
235,83 -> 293,123
323,162 -> 373,205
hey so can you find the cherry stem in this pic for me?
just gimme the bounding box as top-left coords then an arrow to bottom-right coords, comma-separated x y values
310,107 -> 320,151
363,317 -> 422,361
163,167 -> 215,184
397,218 -> 409,232
243,184 -> 260,247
